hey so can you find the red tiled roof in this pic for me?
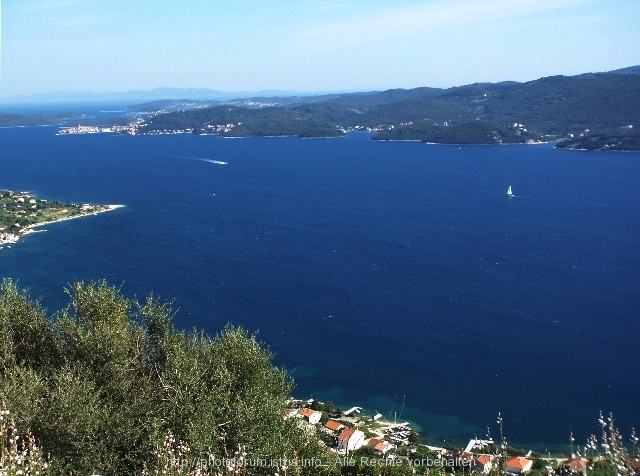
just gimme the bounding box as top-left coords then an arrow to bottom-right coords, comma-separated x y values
368,438 -> 381,446
324,420 -> 342,431
374,442 -> 388,451
338,428 -> 355,440
300,407 -> 315,418
476,455 -> 491,465
506,457 -> 532,470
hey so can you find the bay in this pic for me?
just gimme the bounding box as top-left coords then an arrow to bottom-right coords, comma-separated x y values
1,125 -> 638,450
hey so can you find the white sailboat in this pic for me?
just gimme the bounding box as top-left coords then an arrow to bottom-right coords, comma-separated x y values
507,185 -> 514,197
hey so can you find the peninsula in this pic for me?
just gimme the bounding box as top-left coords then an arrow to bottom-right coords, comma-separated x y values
0,190 -> 122,246
79,66 -> 637,149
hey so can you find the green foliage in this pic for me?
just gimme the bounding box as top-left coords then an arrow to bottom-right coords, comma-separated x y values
309,400 -> 341,415
556,126 -> 640,151
223,116 -> 343,138
139,105 -> 343,138
531,458 -> 545,470
0,280 -> 330,475
0,113 -> 61,127
316,431 -> 335,448
371,122 -> 439,141
360,426 -> 376,439
0,281 -> 63,374
374,120 -> 540,144
0,191 -> 104,232
504,445 -> 526,456
353,445 -> 376,457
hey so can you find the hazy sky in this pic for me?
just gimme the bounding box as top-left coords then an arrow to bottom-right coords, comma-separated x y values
1,0 -> 639,96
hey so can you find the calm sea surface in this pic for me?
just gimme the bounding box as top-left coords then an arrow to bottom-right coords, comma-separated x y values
1,125 -> 638,450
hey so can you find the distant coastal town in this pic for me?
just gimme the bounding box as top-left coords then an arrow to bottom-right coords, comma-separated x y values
57,120 -> 382,137
58,123 -> 140,135
0,190 -> 122,247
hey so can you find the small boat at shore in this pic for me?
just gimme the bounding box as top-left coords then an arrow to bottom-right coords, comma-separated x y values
507,185 -> 514,197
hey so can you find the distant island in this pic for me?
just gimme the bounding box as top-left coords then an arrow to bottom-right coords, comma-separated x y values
0,113 -> 63,127
3,66 -> 639,150
0,190 -> 122,246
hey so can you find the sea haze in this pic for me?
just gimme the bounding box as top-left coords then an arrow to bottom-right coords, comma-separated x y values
0,125 -> 638,450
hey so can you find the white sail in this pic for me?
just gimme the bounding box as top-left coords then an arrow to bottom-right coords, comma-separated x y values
507,186 -> 513,196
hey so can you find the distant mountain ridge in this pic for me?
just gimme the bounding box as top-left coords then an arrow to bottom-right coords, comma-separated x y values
607,65 -> 640,75
0,87 -> 298,104
3,65 -> 637,105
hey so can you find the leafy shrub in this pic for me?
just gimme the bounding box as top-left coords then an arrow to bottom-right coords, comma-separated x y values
0,280 -> 329,475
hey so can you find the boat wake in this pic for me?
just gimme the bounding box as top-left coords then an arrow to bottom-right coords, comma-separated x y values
164,155 -> 228,165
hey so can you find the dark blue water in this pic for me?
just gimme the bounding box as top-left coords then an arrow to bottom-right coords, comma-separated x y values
1,126 -> 638,450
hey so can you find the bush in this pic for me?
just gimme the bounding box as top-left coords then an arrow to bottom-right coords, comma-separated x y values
0,280 -> 330,475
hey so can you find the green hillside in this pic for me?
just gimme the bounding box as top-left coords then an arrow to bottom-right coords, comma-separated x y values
373,120 -> 540,144
0,113 -> 62,127
89,68 -> 640,148
555,126 -> 640,151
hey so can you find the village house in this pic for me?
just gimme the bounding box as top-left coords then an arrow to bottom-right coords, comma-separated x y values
299,407 -> 322,425
367,438 -> 391,454
337,428 -> 366,452
473,454 -> 493,474
324,420 -> 343,433
563,458 -> 587,474
505,456 -> 533,474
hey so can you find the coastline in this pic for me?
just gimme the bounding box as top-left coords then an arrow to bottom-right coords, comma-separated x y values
7,204 -> 124,245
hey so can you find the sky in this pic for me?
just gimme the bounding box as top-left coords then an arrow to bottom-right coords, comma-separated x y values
0,0 -> 639,97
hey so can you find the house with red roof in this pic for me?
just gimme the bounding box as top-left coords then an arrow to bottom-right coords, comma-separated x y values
367,438 -> 390,454
324,420 -> 343,432
337,427 -> 366,452
505,456 -> 533,474
299,407 -> 322,425
563,458 -> 587,474
473,454 -> 493,474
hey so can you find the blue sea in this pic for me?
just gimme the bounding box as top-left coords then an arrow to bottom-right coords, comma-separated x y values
1,123 -> 638,451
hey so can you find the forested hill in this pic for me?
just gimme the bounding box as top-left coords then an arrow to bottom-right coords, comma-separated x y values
138,69 -> 640,147
0,113 -> 62,127
138,106 -> 344,138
